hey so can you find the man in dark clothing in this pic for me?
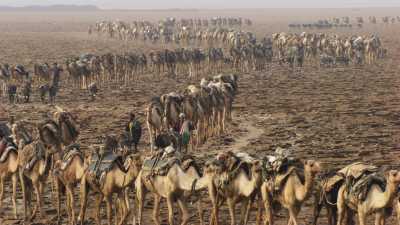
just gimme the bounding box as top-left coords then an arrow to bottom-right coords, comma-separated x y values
7,84 -> 17,104
49,63 -> 63,104
125,113 -> 142,151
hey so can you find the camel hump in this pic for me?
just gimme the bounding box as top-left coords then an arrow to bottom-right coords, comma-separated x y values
181,155 -> 202,175
338,162 -> 378,180
350,172 -> 386,201
142,152 -> 181,177
60,143 -> 83,170
0,139 -> 17,163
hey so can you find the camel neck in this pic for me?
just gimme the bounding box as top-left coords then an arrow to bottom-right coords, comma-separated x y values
380,180 -> 399,208
297,170 -> 314,202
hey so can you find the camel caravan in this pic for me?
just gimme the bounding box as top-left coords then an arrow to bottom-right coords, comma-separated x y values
272,32 -> 387,68
289,16 -> 400,30
146,74 -> 238,152
2,111 -> 400,225
89,17 -> 252,45
0,62 -> 63,104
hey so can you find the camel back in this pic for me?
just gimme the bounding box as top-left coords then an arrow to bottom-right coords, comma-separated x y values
88,151 -> 123,177
18,141 -> 46,171
0,137 -> 17,163
60,143 -> 83,170
142,153 -> 181,176
348,172 -> 386,201
0,122 -> 11,137
181,154 -> 202,176
323,162 -> 378,192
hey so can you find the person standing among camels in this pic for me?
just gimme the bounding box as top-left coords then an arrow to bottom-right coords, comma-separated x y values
178,113 -> 193,153
49,62 -> 63,104
125,112 -> 142,151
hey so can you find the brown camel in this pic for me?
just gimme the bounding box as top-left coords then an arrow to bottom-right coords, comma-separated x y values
18,140 -> 53,221
210,158 -> 263,225
337,170 -> 400,225
261,160 -> 321,225
136,159 -> 219,225
147,97 -> 164,151
53,107 -> 80,146
53,145 -> 87,225
312,162 -> 377,225
0,138 -> 18,219
78,153 -> 142,225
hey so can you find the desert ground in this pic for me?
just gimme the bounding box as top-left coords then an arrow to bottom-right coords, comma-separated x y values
1,7 -> 400,225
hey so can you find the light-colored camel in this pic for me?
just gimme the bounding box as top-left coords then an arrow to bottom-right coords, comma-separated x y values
136,160 -> 219,225
53,148 -> 87,225
210,159 -> 263,225
337,170 -> 400,225
78,154 -> 142,225
0,144 -> 18,219
146,98 -> 164,151
261,160 -> 321,225
18,141 -> 53,221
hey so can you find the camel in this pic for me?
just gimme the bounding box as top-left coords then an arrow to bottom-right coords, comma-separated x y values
53,144 -> 87,225
337,170 -> 400,225
312,162 -> 378,225
261,159 -> 321,225
53,106 -> 80,146
146,97 -> 164,151
209,155 -> 263,225
18,140 -> 53,221
136,158 -> 220,225
78,153 -> 142,225
0,135 -> 18,219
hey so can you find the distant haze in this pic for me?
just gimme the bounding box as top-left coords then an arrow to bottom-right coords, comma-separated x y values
1,0 -> 400,9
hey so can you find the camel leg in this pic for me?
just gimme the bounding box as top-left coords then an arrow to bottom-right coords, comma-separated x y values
375,212 -> 384,225
66,185 -> 75,225
11,173 -> 18,219
95,194 -> 104,225
78,178 -> 89,225
312,192 -> 323,225
33,180 -> 47,220
262,191 -> 273,225
240,198 -> 251,225
65,186 -> 72,225
287,206 -> 300,225
177,198 -> 190,225
19,170 -> 29,220
167,195 -> 175,225
395,200 -> 400,225
152,194 -> 161,225
209,186 -> 217,225
105,195 -> 112,225
55,178 -> 62,224
197,198 -> 204,225
137,182 -> 146,225
357,207 -> 366,225
227,198 -> 236,225
117,193 -> 128,225
336,188 -> 347,225
0,175 -> 4,214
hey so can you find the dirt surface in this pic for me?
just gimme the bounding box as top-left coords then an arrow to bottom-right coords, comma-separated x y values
1,8 -> 400,225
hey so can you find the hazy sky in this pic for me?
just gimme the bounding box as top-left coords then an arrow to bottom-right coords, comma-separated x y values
2,0 -> 400,9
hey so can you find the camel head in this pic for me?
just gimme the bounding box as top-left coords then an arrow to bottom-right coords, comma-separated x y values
386,170 -> 400,185
304,160 -> 322,177
216,151 -> 238,171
